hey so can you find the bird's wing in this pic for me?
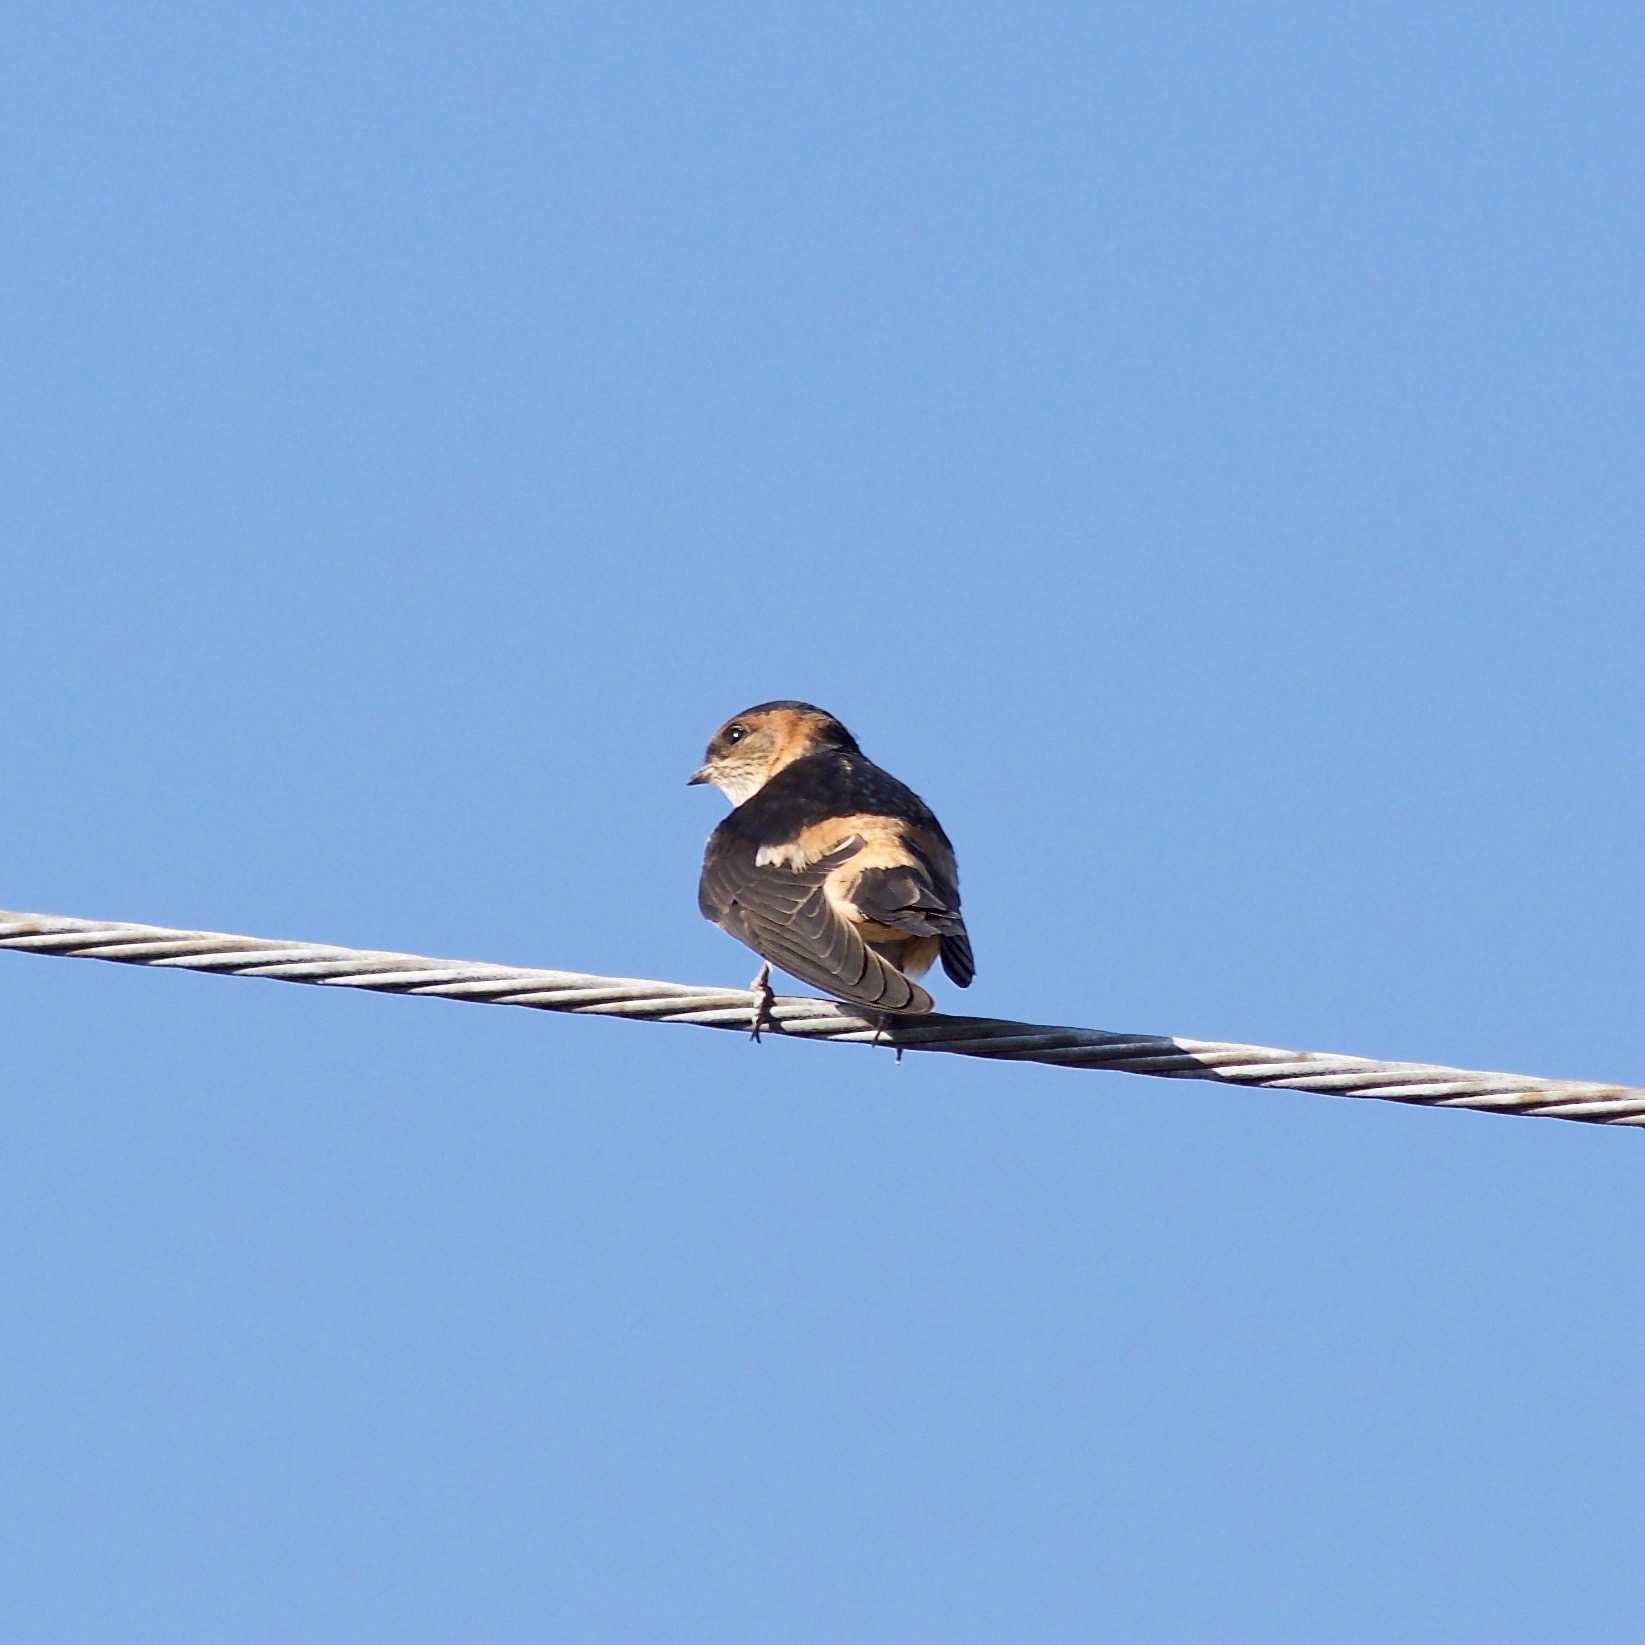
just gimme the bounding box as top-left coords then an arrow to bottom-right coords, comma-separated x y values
848,861 -> 975,989
699,834 -> 934,1013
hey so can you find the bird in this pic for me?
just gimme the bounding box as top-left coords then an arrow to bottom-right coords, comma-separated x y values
689,701 -> 974,1038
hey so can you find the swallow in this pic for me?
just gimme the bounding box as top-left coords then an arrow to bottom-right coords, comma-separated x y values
689,701 -> 974,1037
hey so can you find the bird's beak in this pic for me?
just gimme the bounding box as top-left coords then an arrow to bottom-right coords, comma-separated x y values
686,766 -> 710,787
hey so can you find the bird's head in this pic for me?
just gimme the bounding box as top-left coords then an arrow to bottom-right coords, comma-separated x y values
687,701 -> 859,805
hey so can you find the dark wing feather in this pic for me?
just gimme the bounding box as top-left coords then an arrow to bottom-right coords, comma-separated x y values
850,864 -> 975,989
699,834 -> 934,1013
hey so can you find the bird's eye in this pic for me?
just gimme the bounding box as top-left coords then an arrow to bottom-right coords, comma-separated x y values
725,724 -> 747,745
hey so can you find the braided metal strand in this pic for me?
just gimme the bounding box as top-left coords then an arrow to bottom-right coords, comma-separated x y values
3,907 -> 1641,1127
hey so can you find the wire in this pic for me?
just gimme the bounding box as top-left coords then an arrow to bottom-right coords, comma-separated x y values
3,906 -> 1640,1127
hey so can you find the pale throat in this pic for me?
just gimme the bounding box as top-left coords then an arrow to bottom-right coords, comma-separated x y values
712,740 -> 810,807
712,766 -> 767,806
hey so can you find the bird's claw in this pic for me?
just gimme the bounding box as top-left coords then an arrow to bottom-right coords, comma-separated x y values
748,964 -> 775,1043
871,1012 -> 905,1062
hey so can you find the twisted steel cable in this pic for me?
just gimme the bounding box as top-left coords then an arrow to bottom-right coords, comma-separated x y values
3,906 -> 1641,1127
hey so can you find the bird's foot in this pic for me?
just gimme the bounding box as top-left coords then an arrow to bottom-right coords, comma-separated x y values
871,1012 -> 905,1062
748,964 -> 775,1043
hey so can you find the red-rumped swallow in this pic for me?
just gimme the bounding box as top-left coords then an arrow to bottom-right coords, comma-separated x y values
689,701 -> 974,1035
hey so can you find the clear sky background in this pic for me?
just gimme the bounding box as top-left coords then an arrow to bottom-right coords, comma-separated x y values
5,4 -> 1643,1640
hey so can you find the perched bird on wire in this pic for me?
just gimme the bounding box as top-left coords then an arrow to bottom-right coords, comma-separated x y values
689,701 -> 975,1038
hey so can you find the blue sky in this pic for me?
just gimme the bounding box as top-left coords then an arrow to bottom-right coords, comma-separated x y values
4,3 -> 1643,1639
